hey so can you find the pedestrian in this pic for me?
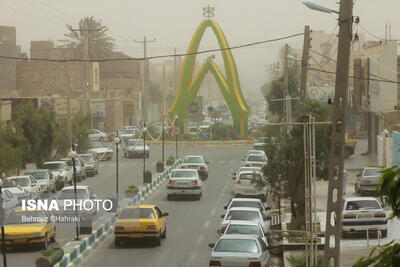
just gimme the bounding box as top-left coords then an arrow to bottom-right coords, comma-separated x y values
343,169 -> 349,195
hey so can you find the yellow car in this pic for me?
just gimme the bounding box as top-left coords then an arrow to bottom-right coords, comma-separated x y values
114,205 -> 168,247
2,208 -> 56,249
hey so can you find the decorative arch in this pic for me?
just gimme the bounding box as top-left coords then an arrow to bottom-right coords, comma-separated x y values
168,19 -> 250,137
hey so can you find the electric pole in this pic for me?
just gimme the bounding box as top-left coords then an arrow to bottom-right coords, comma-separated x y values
301,25 -> 311,98
174,47 -> 178,93
283,44 -> 291,133
324,0 -> 353,266
66,52 -> 72,147
134,37 -> 157,122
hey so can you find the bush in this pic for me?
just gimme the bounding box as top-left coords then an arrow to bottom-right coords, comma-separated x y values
125,184 -> 138,197
166,156 -> 175,166
287,253 -> 325,267
156,161 -> 164,172
144,170 -> 152,183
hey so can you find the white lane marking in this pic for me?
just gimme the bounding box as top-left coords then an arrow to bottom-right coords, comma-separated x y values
195,234 -> 204,246
210,208 -> 216,216
184,251 -> 197,267
204,220 -> 210,228
216,185 -> 228,204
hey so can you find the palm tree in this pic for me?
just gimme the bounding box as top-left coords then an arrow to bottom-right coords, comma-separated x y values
60,16 -> 115,60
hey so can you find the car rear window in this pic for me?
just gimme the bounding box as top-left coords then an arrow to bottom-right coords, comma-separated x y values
226,210 -> 260,222
119,208 -> 156,219
24,171 -> 48,180
247,155 -> 266,162
226,225 -> 262,236
239,173 -> 262,181
171,170 -> 197,178
214,239 -> 259,253
346,200 -> 381,210
183,157 -> 204,163
364,169 -> 382,177
230,201 -> 263,210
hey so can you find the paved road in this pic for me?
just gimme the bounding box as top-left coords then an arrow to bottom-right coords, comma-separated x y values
5,144 -> 203,267
79,146 -> 251,267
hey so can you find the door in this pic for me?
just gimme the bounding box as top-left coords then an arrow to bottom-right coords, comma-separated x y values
155,207 -> 165,232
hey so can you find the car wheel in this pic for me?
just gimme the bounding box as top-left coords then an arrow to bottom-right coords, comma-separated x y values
155,232 -> 161,246
381,229 -> 388,238
50,228 -> 56,242
161,226 -> 166,239
114,238 -> 121,247
41,234 -> 48,250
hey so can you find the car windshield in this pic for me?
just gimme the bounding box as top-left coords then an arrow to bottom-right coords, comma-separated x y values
214,239 -> 259,253
3,178 -> 29,188
122,129 -> 135,134
226,225 -> 262,236
134,140 -> 144,146
171,170 -> 197,178
183,157 -> 204,163
43,163 -> 64,170
6,211 -> 44,225
119,208 -> 155,219
230,201 -> 263,210
24,171 -> 48,180
237,167 -> 261,173
364,169 -> 381,177
257,137 -> 268,143
57,189 -> 89,200
239,173 -> 262,181
247,155 -> 266,162
226,210 -> 260,222
90,142 -> 106,149
346,200 -> 381,210
80,155 -> 94,162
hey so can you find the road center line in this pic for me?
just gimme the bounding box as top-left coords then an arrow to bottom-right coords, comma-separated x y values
204,220 -> 210,228
195,234 -> 204,246
210,208 -> 216,216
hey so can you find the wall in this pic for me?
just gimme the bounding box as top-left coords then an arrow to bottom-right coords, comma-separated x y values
0,26 -> 18,91
0,100 -> 11,123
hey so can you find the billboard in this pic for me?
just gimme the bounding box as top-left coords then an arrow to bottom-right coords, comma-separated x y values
89,99 -> 106,118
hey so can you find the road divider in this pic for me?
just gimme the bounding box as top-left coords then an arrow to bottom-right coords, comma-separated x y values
146,140 -> 254,146
51,160 -> 182,267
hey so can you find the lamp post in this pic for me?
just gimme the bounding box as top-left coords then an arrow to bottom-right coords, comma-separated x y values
0,178 -> 6,267
68,146 -> 80,241
142,122 -> 147,184
174,115 -> 178,159
113,134 -> 120,204
162,117 -> 165,165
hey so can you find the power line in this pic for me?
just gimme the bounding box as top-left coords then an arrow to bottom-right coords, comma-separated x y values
0,32 -> 304,62
359,23 -> 400,41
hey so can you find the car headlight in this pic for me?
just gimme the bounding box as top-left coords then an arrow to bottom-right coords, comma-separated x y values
31,232 -> 42,237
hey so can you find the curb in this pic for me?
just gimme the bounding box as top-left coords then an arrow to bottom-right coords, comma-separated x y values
145,140 -> 254,147
53,160 -> 181,267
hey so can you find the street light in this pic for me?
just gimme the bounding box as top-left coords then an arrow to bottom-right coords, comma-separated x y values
302,1 -> 338,14
113,135 -> 120,205
67,146 -> 80,241
0,178 -> 7,267
142,122 -> 147,184
162,117 -> 165,165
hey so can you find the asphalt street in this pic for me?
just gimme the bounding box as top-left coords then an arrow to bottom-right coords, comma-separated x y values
5,145 -> 251,267
79,146 -> 250,267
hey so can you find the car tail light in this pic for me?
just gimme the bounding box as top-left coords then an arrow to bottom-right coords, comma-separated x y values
361,179 -> 371,184
221,226 -> 226,233
245,164 -> 250,167
181,166 -> 186,169
209,260 -> 221,266
115,226 -> 124,231
147,225 -> 157,230
235,179 -> 241,184
200,166 -> 206,170
168,179 -> 175,185
375,213 -> 386,218
249,262 -> 262,267
343,214 -> 356,219
193,179 -> 198,185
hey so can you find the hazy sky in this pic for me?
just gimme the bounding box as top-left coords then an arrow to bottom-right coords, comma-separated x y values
0,0 -> 398,96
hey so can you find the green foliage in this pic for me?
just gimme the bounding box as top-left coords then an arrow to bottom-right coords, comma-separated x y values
71,113 -> 91,153
287,253 -> 325,267
166,156 -> 175,166
211,122 -> 240,140
0,125 -> 26,175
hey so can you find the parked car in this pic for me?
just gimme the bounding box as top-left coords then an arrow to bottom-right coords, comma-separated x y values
24,169 -> 56,194
253,137 -> 269,150
220,207 -> 270,234
56,185 -> 97,217
341,197 -> 387,238
89,129 -> 107,142
208,234 -> 270,267
233,171 -> 267,202
123,139 -> 149,158
88,141 -> 113,161
219,221 -> 269,245
3,208 -> 56,249
167,169 -> 202,200
60,158 -> 86,182
232,167 -> 261,180
79,154 -> 99,176
43,161 -> 73,186
2,176 -> 41,204
1,189 -> 18,213
243,154 -> 268,168
355,167 -> 383,196
119,128 -> 136,143
224,198 -> 270,213
114,205 -> 168,247
181,155 -> 209,179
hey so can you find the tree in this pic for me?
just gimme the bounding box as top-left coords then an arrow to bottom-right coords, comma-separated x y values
61,16 -> 115,60
353,167 -> 400,266
0,125 -> 26,175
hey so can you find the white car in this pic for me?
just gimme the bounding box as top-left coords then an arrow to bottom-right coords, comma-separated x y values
232,167 -> 261,180
355,167 -> 383,195
167,169 -> 202,200
88,141 -> 113,161
24,169 -> 56,194
1,189 -> 18,212
89,129 -> 107,142
253,137 -> 269,150
2,176 -> 41,203
119,128 -> 136,143
79,154 -> 99,176
221,207 -> 270,234
224,198 -> 269,213
243,154 -> 268,168
208,234 -> 270,267
181,155 -> 209,179
342,197 -> 387,238
245,150 -> 266,158
56,185 -> 97,217
43,161 -> 73,185
233,171 -> 267,202
123,139 -> 149,158
220,221 -> 269,245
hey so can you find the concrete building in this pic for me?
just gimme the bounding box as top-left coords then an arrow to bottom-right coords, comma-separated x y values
0,100 -> 11,124
0,26 -> 21,95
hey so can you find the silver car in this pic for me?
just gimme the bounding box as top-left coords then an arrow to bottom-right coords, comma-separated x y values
243,154 -> 268,168
79,154 -> 99,176
24,169 -> 56,194
181,155 -> 209,179
208,234 -> 270,267
355,167 -> 383,195
220,207 -> 271,234
167,169 -> 202,200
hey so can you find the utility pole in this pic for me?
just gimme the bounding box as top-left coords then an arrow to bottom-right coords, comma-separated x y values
324,0 -> 353,266
301,26 -> 311,98
134,37 -> 157,122
174,47 -> 178,93
283,44 -> 292,133
66,52 -> 72,147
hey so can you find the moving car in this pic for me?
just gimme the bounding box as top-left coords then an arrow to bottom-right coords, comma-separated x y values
181,155 -> 209,179
114,205 -> 168,246
342,197 -> 387,238
43,161 -> 73,186
243,154 -> 268,168
2,208 -> 56,249
88,141 -> 113,161
224,198 -> 269,213
1,189 -> 18,213
60,158 -> 86,182
2,176 -> 41,203
89,129 -> 107,142
233,171 -> 267,202
167,169 -> 202,200
123,139 -> 149,158
208,235 -> 270,267
79,154 -> 99,176
220,207 -> 270,234
355,167 -> 383,196
24,169 -> 56,194
253,137 -> 269,150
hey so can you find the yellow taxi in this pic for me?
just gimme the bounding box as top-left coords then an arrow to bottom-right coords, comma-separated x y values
2,208 -> 56,249
114,205 -> 168,247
